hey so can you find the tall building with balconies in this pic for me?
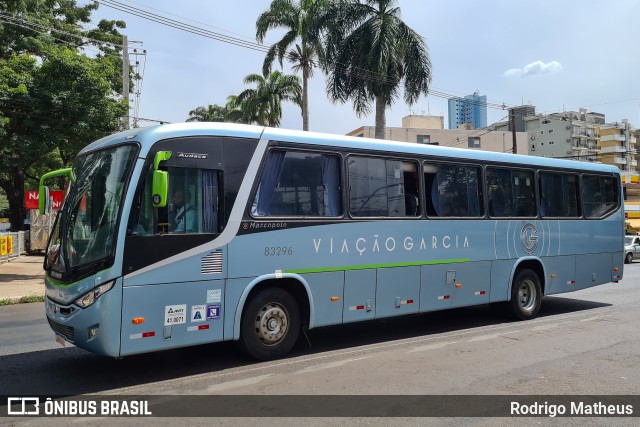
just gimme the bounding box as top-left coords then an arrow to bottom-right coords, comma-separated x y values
598,119 -> 637,172
524,108 -> 602,162
447,91 -> 487,129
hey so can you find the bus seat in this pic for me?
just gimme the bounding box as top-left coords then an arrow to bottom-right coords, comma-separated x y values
491,187 -> 506,216
405,194 -> 419,216
431,180 -> 440,216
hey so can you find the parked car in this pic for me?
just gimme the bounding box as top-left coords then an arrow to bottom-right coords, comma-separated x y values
624,235 -> 640,264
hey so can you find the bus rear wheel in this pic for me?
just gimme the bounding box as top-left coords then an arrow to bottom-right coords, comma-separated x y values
508,269 -> 542,320
240,287 -> 301,361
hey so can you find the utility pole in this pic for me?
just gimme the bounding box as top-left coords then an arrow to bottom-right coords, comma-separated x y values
122,35 -> 130,130
509,108 -> 517,154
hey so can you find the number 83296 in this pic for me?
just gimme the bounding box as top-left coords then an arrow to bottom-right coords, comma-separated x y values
264,246 -> 293,256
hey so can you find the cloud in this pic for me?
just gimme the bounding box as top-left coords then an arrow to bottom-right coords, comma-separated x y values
503,60 -> 563,77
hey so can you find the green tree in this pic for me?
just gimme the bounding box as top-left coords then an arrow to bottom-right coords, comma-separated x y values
187,95 -> 257,124
186,104 -> 229,122
325,0 -> 432,139
236,70 -> 302,128
0,192 -> 8,218
223,95 -> 253,124
256,0 -> 335,131
0,1 -> 127,231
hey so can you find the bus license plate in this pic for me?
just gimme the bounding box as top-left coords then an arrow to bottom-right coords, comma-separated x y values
55,333 -> 66,347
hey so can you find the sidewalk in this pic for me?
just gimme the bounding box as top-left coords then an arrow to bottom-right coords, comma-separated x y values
0,255 -> 45,303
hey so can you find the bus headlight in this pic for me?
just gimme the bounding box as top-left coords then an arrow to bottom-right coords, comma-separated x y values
74,280 -> 115,308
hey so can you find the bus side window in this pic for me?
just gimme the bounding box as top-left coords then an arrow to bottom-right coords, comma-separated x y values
488,168 -> 536,218
512,170 -> 535,216
252,150 -> 342,217
425,163 -> 483,217
487,168 -> 512,217
540,173 -> 580,218
582,175 -> 618,218
348,157 -> 418,217
402,161 -> 420,216
424,163 -> 438,216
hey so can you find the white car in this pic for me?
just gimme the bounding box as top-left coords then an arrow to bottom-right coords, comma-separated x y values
624,235 -> 640,264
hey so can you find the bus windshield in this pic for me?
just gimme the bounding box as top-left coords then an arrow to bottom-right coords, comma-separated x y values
46,144 -> 138,280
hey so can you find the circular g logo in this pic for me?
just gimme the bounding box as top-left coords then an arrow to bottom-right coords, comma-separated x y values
520,222 -> 538,254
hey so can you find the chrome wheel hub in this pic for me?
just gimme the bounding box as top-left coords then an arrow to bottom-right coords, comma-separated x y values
255,303 -> 289,345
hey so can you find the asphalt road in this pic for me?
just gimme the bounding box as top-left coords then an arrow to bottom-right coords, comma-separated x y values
1,263 -> 639,426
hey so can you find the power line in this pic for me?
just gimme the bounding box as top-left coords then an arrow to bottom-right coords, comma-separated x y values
0,11 -> 124,49
121,0 -> 258,44
95,0 -> 271,52
94,0 -> 514,111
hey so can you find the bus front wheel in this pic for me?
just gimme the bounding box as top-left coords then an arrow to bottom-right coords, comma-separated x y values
509,269 -> 542,320
240,287 -> 301,361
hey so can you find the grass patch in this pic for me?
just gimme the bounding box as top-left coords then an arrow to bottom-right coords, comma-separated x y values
20,294 -> 45,303
0,295 -> 44,305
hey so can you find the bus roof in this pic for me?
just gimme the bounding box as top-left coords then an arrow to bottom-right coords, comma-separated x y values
80,122 -> 619,175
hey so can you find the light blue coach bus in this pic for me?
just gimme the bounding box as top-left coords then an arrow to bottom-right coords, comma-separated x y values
42,123 -> 624,360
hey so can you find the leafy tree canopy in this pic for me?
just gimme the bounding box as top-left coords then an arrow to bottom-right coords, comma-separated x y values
0,0 -> 128,230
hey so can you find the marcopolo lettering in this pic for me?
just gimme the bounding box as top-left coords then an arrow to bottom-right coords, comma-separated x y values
249,222 -> 287,229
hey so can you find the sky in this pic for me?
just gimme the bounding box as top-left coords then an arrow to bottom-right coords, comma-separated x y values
83,0 -> 640,135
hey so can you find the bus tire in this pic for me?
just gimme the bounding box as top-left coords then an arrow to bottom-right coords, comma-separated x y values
509,269 -> 542,320
240,287 -> 301,361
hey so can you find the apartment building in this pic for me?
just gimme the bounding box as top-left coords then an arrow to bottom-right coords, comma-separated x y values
447,91 -> 487,130
524,109 -> 600,162
598,119 -> 637,173
347,115 -> 529,154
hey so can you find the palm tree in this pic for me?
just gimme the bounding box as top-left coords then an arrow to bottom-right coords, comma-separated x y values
224,95 -> 255,124
325,0 -> 432,139
256,0 -> 335,131
186,104 -> 228,122
236,70 -> 302,128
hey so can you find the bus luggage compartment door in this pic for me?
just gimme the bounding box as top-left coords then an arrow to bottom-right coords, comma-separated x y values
420,261 -> 491,312
375,266 -> 420,318
343,269 -> 376,323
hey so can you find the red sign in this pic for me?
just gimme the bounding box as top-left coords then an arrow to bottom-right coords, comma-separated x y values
25,190 -> 65,210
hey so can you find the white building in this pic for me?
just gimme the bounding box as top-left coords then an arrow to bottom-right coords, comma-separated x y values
347,115 -> 529,154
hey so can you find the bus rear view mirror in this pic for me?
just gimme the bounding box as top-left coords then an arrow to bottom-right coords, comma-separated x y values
152,151 -> 172,207
39,167 -> 73,215
152,170 -> 169,207
39,185 -> 50,215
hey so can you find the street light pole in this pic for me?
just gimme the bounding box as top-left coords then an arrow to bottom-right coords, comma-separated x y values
122,35 -> 129,130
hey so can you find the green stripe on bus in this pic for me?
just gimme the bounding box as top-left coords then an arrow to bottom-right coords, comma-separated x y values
284,258 -> 470,274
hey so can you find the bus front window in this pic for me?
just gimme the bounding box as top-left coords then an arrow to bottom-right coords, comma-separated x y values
45,144 -> 138,280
